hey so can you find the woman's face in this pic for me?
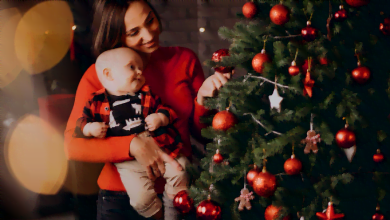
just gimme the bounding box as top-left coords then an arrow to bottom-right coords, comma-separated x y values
123,1 -> 160,54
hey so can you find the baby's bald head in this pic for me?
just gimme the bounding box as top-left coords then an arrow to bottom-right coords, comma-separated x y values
95,47 -> 145,95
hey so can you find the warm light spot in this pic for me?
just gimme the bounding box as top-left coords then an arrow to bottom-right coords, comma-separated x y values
4,114 -> 68,195
14,1 -> 74,74
72,25 -> 77,31
199,27 -> 205,33
0,8 -> 23,88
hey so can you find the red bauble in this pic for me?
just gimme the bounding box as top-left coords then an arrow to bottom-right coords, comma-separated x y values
316,202 -> 345,220
301,21 -> 318,42
173,190 -> 193,214
288,61 -> 300,76
284,155 -> 302,175
335,126 -> 356,149
319,57 -> 330,65
253,169 -> 277,197
380,18 -> 390,35
252,49 -> 271,73
352,64 -> 371,84
246,165 -> 260,186
212,110 -> 237,131
242,2 -> 257,19
213,150 -> 224,164
373,149 -> 384,163
270,4 -> 290,25
346,0 -> 370,7
334,5 -> 347,22
212,49 -> 234,73
264,205 -> 291,220
196,199 -> 222,220
372,213 -> 385,220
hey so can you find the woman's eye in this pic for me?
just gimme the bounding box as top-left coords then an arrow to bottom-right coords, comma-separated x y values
147,17 -> 154,24
128,31 -> 138,37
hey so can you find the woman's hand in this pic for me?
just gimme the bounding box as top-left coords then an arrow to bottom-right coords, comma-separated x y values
129,136 -> 182,180
197,70 -> 234,106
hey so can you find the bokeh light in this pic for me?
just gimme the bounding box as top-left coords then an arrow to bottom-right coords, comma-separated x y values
0,8 -> 23,88
14,1 -> 74,75
4,114 -> 68,195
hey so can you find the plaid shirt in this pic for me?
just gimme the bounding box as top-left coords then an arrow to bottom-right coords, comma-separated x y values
74,85 -> 183,158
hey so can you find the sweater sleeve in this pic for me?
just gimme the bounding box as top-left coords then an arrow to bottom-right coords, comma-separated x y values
64,64 -> 135,163
187,51 -> 212,144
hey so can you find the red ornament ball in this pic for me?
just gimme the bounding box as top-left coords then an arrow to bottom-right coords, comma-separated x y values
212,110 -> 237,131
288,61 -> 300,76
373,149 -> 384,163
335,127 -> 356,149
196,199 -> 222,220
284,155 -> 302,175
380,18 -> 390,35
213,150 -> 224,164
301,22 -> 318,42
253,169 -> 277,197
212,49 -> 234,73
173,190 -> 193,214
319,57 -> 329,65
352,66 -> 371,84
252,50 -> 271,73
264,205 -> 291,220
346,0 -> 370,7
270,4 -> 290,25
242,2 -> 257,19
372,213 -> 385,220
334,5 -> 347,22
246,165 -> 260,186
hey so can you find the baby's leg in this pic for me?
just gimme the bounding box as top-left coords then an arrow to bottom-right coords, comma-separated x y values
163,156 -> 190,220
115,161 -> 162,219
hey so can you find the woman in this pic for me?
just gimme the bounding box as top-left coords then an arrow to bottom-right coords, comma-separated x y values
64,0 -> 232,219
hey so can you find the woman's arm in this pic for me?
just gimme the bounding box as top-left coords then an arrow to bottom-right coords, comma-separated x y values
64,65 -> 135,163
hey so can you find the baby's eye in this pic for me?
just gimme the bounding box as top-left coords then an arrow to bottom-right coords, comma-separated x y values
130,65 -> 135,70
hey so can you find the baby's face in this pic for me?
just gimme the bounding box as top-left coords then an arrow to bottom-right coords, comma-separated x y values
111,50 -> 145,95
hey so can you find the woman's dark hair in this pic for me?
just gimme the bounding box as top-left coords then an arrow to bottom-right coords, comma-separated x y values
92,0 -> 162,57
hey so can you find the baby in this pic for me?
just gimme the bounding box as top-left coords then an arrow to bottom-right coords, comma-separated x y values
73,47 -> 189,219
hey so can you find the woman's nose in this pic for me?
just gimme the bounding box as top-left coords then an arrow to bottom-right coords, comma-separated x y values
140,27 -> 153,43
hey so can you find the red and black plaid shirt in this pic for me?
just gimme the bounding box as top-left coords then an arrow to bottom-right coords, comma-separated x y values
74,85 -> 183,158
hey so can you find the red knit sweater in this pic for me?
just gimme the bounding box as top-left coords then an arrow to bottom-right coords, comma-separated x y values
64,46 -> 209,191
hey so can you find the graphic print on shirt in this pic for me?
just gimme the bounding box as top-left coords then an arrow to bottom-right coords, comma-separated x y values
108,93 -> 146,136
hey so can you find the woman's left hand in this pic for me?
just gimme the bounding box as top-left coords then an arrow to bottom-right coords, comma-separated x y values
196,70 -> 234,106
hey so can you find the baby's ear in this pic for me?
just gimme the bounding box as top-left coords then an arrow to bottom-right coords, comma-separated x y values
103,68 -> 114,81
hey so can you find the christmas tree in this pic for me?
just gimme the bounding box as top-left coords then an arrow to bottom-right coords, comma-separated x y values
179,0 -> 390,219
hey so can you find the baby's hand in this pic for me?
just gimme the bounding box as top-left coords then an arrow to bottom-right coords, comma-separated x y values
83,122 -> 108,138
145,113 -> 168,131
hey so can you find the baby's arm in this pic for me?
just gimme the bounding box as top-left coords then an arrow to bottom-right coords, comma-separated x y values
145,91 -> 177,131
145,113 -> 169,131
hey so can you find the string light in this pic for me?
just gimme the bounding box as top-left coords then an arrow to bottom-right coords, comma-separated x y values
72,25 -> 77,31
199,27 -> 205,32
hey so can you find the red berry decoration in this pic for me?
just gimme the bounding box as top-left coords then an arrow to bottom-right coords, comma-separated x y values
253,167 -> 277,197
346,0 -> 370,7
352,62 -> 371,84
173,190 -> 193,214
301,21 -> 318,42
196,197 -> 222,220
373,149 -> 384,163
334,5 -> 347,22
264,205 -> 291,220
212,49 -> 234,73
212,110 -> 237,131
252,49 -> 271,74
213,149 -> 224,164
246,165 -> 260,186
242,2 -> 257,19
284,154 -> 302,175
372,213 -> 385,220
270,4 -> 290,25
380,18 -> 390,35
288,61 -> 300,76
335,124 -> 356,149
